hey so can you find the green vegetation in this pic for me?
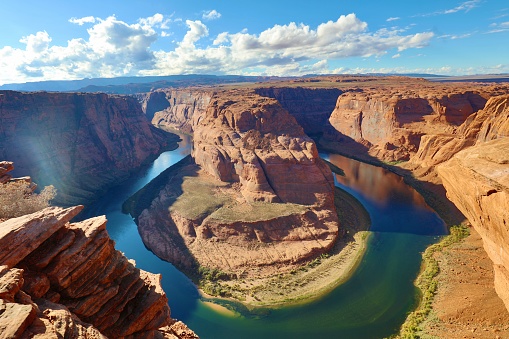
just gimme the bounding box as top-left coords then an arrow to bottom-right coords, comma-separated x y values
0,181 -> 56,218
170,175 -> 231,220
209,201 -> 308,222
384,160 -> 407,166
398,225 -> 470,339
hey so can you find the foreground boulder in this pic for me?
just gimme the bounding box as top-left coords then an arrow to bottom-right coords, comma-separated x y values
0,206 -> 197,338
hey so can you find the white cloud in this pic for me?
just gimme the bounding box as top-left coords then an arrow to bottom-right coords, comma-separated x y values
444,0 -> 480,14
392,53 -> 401,58
139,13 -> 164,27
486,21 -> 509,34
69,16 -> 96,26
386,17 -> 400,22
213,32 -> 229,45
19,31 -> 52,54
0,13 -> 437,84
437,32 -> 473,39
416,0 -> 481,17
202,10 -> 221,21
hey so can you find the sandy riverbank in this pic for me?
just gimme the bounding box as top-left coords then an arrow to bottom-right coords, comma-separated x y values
418,227 -> 509,339
199,186 -> 372,309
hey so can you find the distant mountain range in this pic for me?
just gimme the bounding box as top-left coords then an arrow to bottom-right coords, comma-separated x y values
0,74 -> 280,94
1,73 -> 508,94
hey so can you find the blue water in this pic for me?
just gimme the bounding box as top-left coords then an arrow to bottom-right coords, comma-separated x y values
80,136 -> 447,338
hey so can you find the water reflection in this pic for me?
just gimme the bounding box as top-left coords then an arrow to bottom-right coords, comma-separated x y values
78,141 -> 447,338
326,153 -> 447,236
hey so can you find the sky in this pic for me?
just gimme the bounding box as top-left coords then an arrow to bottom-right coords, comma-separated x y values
0,0 -> 508,85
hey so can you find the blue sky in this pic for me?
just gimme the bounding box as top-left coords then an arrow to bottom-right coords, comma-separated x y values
0,0 -> 508,84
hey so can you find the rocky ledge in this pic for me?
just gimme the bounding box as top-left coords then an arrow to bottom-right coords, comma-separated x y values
0,204 -> 197,338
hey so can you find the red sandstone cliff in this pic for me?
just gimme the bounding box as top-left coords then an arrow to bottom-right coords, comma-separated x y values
327,89 -> 490,161
0,90 -> 178,206
193,90 -> 336,205
141,89 -> 213,134
254,87 -> 342,135
437,95 -> 509,312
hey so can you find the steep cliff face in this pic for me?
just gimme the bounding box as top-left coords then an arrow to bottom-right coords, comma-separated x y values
254,87 -> 342,135
437,95 -> 509,312
412,94 -> 509,167
327,90 -> 488,161
193,89 -> 335,206
0,205 -> 196,338
0,90 -> 178,206
134,89 -> 339,278
143,89 -> 213,134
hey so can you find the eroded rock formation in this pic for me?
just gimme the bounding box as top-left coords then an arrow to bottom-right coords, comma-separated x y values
0,204 -> 196,338
142,89 -> 213,134
437,95 -> 509,312
134,89 -> 339,278
0,90 -> 179,206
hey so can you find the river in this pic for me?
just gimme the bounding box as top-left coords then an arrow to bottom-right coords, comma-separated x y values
80,135 -> 447,339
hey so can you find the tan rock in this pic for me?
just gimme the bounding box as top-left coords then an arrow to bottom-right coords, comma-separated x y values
438,138 -> 509,312
0,203 -> 191,338
0,206 -> 83,268
0,299 -> 36,339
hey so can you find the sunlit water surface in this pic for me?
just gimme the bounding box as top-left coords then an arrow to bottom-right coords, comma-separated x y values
81,137 -> 446,339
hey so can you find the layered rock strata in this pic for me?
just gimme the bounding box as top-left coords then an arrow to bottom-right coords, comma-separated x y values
135,89 -> 339,278
142,89 -> 213,134
0,90 -> 179,206
0,204 -> 196,338
327,89 -> 489,161
437,95 -> 509,312
254,87 -> 342,135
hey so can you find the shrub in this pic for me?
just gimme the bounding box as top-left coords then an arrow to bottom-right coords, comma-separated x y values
0,181 -> 56,218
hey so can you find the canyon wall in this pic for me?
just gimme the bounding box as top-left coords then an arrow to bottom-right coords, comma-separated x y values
142,89 -> 213,134
327,89 -> 489,161
0,90 -> 178,206
254,87 -> 342,135
437,95 -> 509,312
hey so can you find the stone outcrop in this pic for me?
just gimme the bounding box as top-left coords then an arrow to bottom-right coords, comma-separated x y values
0,90 -> 179,206
142,89 -> 213,134
133,89 -> 339,278
0,205 -> 197,338
437,95 -> 509,312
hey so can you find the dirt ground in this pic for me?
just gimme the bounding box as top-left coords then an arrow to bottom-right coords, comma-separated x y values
421,227 -> 509,339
